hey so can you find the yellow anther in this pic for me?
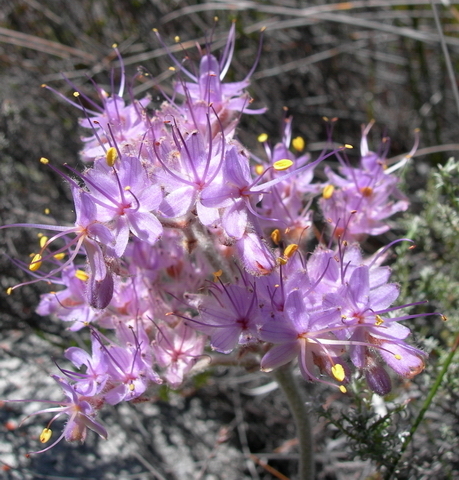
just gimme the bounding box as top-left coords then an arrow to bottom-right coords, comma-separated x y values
292,136 -> 305,152
278,257 -> 288,266
75,269 -> 90,282
106,147 -> 118,167
73,91 -> 80,97
394,354 -> 402,360
39,428 -> 52,443
213,269 -> 223,282
339,385 -> 347,394
322,184 -> 334,199
41,84 -> 47,88
375,315 -> 384,326
29,254 -> 42,272
214,16 -> 219,22
174,36 -> 180,43
169,66 -> 176,72
39,236 -> 48,248
360,186 -> 373,197
44,208 -> 50,215
53,253 -> 66,260
344,144 -> 353,149
331,363 -> 345,382
40,157 -> 49,164
271,229 -> 281,245
6,287 -> 12,295
152,28 -> 158,33
129,383 -> 135,391
255,165 -> 264,175
441,315 -> 448,322
257,133 -> 268,143
273,159 -> 293,171
112,43 -> 118,49
284,244 -> 298,258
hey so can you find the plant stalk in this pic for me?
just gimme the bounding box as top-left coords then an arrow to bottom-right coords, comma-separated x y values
273,364 -> 314,480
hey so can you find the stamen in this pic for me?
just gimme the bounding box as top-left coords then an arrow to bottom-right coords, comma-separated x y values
360,186 -> 373,197
40,157 -> 49,165
292,136 -> 305,152
273,159 -> 293,171
322,184 -> 334,199
283,244 -> 298,258
75,270 -> 89,281
271,229 -> 281,245
29,254 -> 42,272
331,364 -> 345,382
258,133 -> 268,142
339,385 -> 347,394
39,428 -> 52,443
106,146 -> 118,167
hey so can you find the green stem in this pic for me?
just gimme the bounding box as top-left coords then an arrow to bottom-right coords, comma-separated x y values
273,364 -> 314,480
385,332 -> 459,480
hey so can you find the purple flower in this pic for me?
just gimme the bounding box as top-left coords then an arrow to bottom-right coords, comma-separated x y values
319,124 -> 410,240
45,50 -> 150,163
160,23 -> 266,132
6,375 -> 107,454
152,321 -> 206,388
64,333 -> 109,396
83,154 -> 163,256
193,281 -> 261,353
323,264 -> 427,394
155,124 -> 224,225
36,265 -> 96,331
1,179 -> 116,308
99,323 -> 162,404
260,290 -> 346,388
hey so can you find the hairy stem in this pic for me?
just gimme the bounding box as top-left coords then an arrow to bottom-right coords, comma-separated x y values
273,364 -> 314,480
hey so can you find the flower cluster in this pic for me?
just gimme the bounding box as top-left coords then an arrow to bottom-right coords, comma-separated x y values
2,24 -> 429,453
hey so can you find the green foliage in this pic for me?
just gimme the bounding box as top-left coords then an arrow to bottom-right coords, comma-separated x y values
318,378 -> 408,475
393,158 -> 459,335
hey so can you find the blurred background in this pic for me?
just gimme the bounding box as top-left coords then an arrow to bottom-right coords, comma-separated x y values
1,1 -> 459,479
